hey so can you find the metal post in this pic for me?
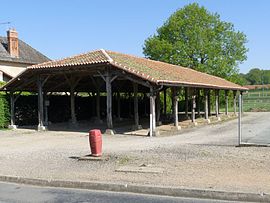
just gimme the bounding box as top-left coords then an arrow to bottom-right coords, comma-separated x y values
238,92 -> 242,146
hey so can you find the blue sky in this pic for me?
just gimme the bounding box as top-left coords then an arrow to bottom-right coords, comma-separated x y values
1,0 -> 269,73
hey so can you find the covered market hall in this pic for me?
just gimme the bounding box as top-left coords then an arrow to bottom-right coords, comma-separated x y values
1,49 -> 247,136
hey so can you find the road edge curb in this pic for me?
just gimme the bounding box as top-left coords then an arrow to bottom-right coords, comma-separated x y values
0,175 -> 269,202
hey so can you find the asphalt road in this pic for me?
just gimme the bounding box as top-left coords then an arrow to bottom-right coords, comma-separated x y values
241,112 -> 270,144
0,182 -> 237,203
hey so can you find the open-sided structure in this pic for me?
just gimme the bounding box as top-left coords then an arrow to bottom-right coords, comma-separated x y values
1,49 -> 247,135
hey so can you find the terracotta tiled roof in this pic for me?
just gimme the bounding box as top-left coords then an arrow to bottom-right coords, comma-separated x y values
30,49 -> 108,68
107,51 -> 246,90
8,49 -> 247,91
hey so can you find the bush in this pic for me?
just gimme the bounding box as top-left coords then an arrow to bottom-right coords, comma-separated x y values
0,94 -> 10,128
0,81 -> 6,88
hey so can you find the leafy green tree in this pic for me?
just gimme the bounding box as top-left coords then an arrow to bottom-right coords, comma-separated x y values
236,73 -> 250,85
243,68 -> 270,85
0,81 -> 6,88
246,68 -> 262,85
143,3 -> 248,82
261,70 -> 270,84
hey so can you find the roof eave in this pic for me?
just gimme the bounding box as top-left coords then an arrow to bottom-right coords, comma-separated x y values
157,80 -> 248,91
0,69 -> 31,91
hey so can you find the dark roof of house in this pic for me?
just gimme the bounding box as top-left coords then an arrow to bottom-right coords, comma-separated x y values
0,36 -> 50,64
28,49 -> 247,91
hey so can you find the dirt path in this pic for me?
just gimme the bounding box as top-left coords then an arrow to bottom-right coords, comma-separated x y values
0,112 -> 269,194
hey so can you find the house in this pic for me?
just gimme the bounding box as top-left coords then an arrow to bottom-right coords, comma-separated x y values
0,29 -> 50,82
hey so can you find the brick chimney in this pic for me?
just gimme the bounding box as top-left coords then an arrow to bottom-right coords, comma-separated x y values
7,29 -> 19,58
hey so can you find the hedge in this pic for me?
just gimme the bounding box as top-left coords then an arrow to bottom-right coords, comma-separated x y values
0,94 -> 9,128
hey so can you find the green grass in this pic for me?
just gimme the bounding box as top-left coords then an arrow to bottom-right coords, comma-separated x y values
0,128 -> 10,131
243,89 -> 270,112
243,102 -> 270,112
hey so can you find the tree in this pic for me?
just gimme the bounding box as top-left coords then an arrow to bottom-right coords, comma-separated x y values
236,73 -> 250,85
243,68 -> 270,85
143,3 -> 248,82
246,68 -> 261,85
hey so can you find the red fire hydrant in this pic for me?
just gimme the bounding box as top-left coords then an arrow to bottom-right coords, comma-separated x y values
89,129 -> 102,157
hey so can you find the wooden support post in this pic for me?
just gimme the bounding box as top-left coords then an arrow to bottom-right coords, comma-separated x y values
218,91 -> 220,114
44,91 -> 48,126
133,83 -> 140,130
37,76 -> 46,131
9,92 -> 16,129
10,92 -> 14,126
70,86 -> 77,126
215,90 -> 220,120
171,87 -> 174,115
96,89 -> 101,121
90,76 -> 102,123
163,88 -> 167,116
149,94 -> 153,137
192,93 -> 197,124
185,87 -> 189,119
197,89 -> 201,117
149,87 -> 156,137
208,90 -> 211,116
204,89 -> 210,123
152,94 -> 156,132
106,71 -> 113,130
144,93 -> 148,116
65,75 -> 81,127
8,91 -> 22,129
128,92 -> 132,118
233,90 -> 237,115
117,91 -> 121,120
225,90 -> 229,116
156,91 -> 161,126
173,87 -> 180,130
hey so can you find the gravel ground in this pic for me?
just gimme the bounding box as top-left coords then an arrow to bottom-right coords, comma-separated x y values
0,112 -> 269,194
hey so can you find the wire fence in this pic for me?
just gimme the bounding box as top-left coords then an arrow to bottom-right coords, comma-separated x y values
240,89 -> 270,145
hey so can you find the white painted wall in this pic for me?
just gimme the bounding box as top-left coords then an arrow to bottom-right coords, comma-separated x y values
0,71 -> 3,81
0,62 -> 27,82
